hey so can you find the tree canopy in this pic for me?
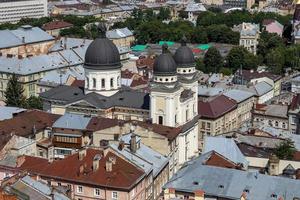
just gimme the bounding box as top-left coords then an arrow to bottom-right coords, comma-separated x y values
5,74 -> 26,107
275,139 -> 296,160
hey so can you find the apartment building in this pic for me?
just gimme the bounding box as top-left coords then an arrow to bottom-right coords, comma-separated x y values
0,0 -> 47,24
198,95 -> 238,150
239,23 -> 260,55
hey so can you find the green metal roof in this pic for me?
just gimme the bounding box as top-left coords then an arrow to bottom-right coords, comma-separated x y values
159,41 -> 175,46
131,45 -> 148,51
197,44 -> 212,50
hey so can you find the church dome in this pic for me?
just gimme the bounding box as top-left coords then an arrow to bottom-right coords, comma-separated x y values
84,24 -> 121,70
174,37 -> 195,67
153,44 -> 177,76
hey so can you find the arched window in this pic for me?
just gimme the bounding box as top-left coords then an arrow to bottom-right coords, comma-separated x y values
110,78 -> 114,87
86,77 -> 89,88
101,79 -> 105,88
275,121 -> 279,127
158,116 -> 163,125
93,78 -> 96,88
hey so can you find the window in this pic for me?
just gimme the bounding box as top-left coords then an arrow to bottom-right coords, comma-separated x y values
275,121 -> 279,127
201,122 -> 205,129
101,79 -> 105,88
57,182 -> 61,186
94,188 -> 100,196
158,116 -> 163,125
117,76 -> 120,86
175,114 -> 177,124
112,191 -> 118,199
77,186 -> 83,193
93,78 -> 96,88
110,78 -> 114,87
86,77 -> 89,88
186,109 -> 189,121
283,122 -> 286,129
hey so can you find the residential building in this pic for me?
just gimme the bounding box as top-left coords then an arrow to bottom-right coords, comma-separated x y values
17,148 -> 148,200
262,19 -> 284,36
0,0 -> 47,24
163,154 -> 300,200
42,21 -> 73,37
0,26 -> 54,58
293,0 -> 300,44
239,23 -> 260,55
198,95 -> 238,149
233,69 -> 282,96
184,3 -> 206,22
289,93 -> 300,134
224,0 -> 255,9
291,75 -> 300,93
252,103 -> 289,130
223,89 -> 255,126
111,133 -> 169,200
106,27 -> 134,49
2,175 -> 70,200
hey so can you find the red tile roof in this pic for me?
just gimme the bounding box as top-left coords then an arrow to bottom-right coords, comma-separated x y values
136,57 -> 154,70
0,110 -> 60,150
86,117 -> 121,132
70,79 -> 85,88
18,148 -> 145,190
121,69 -> 135,79
262,19 -> 276,26
42,21 -> 73,31
204,151 -> 240,169
198,95 -> 237,119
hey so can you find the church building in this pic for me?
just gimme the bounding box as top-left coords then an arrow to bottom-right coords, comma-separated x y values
40,25 -> 200,172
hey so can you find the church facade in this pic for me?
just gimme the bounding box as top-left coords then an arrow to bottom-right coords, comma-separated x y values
40,26 -> 199,173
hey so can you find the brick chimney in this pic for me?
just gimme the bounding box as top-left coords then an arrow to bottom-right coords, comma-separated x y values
194,190 -> 204,200
130,134 -> 137,153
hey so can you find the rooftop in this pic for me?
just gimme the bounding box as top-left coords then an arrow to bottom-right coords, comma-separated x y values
198,95 -> 237,119
223,89 -> 254,103
0,26 -> 54,49
253,103 -> 288,119
42,21 -> 73,31
18,148 -> 145,190
0,106 -> 26,121
236,69 -> 282,82
164,156 -> 300,199
53,113 -> 92,130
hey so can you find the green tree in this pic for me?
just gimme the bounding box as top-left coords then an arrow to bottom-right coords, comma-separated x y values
178,11 -> 188,19
25,96 -> 43,110
195,58 -> 206,72
266,48 -> 285,75
204,47 -> 223,73
219,67 -> 232,75
157,7 -> 171,20
5,74 -> 26,107
226,47 -> 258,71
275,139 -> 296,160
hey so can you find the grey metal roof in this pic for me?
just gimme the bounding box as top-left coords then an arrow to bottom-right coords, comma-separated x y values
240,23 -> 260,36
185,3 -> 207,12
198,86 -> 224,97
113,133 -> 169,177
203,137 -> 248,168
0,26 -> 54,49
53,112 -> 92,130
164,156 -> 300,199
40,85 -> 85,102
38,66 -> 84,87
106,27 -> 133,39
254,81 -> 273,96
223,89 -> 254,103
0,106 -> 26,121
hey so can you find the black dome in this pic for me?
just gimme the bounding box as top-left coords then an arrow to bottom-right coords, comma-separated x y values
84,24 -> 121,70
174,37 -> 195,67
153,44 -> 177,76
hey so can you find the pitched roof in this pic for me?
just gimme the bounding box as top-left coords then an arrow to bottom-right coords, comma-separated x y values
236,69 -> 281,82
198,95 -> 237,119
164,158 -> 300,199
18,148 -> 145,190
53,113 -> 92,130
223,89 -> 254,103
0,110 -> 60,150
42,21 -> 73,31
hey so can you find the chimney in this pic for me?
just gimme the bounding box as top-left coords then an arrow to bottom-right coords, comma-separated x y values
130,134 -> 137,153
78,149 -> 87,161
118,140 -> 125,151
194,190 -> 205,200
106,160 -> 112,172
93,154 -> 102,172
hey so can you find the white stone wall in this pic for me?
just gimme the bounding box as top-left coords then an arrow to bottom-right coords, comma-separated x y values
85,68 -> 121,97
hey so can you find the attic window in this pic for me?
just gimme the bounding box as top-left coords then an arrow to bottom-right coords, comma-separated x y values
218,185 -> 224,189
193,181 -> 199,185
119,97 -> 124,101
74,93 -> 78,96
244,189 -> 249,193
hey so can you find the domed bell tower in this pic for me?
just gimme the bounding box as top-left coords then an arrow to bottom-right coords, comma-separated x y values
84,23 -> 122,97
150,44 -> 182,127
